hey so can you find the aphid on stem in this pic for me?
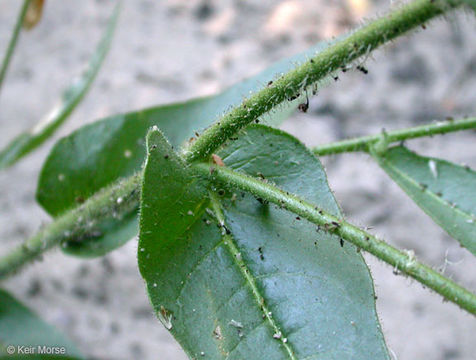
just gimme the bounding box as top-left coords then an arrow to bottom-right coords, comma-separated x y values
356,65 -> 368,74
298,95 -> 309,113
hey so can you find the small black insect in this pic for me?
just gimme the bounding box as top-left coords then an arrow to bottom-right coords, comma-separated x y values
356,65 -> 368,74
258,247 -> 264,261
331,221 -> 341,228
298,96 -> 309,113
256,197 -> 269,205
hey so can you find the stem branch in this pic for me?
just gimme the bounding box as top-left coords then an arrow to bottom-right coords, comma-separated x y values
0,173 -> 141,278
313,117 -> 476,156
0,0 -> 467,287
194,163 -> 476,315
185,0 -> 460,162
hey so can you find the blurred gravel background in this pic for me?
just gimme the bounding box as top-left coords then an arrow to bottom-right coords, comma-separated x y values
0,0 -> 475,359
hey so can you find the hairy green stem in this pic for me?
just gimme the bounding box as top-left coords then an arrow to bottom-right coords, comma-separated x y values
185,0 -> 460,163
0,0 -> 32,94
0,0 -> 465,281
194,163 -> 476,315
0,173 -> 141,278
313,117 -> 476,156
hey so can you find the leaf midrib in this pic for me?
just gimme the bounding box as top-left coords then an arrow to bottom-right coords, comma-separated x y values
209,192 -> 298,360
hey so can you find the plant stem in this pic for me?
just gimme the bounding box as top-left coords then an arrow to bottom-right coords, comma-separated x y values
313,117 -> 476,156
194,163 -> 476,315
0,0 -> 465,279
185,0 -> 461,163
0,0 -> 32,94
0,173 -> 141,279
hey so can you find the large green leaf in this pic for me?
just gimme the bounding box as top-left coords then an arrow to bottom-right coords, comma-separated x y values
139,125 -> 389,359
0,3 -> 120,170
0,289 -> 82,358
36,39 -> 338,257
375,146 -> 476,255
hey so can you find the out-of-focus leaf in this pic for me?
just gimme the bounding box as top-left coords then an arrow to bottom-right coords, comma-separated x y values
0,289 -> 82,358
22,0 -> 45,30
36,37 -> 339,257
138,125 -> 389,359
0,3 -> 120,170
375,146 -> 476,255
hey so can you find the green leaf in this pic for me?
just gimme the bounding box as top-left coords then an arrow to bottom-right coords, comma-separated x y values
0,3 -> 120,170
138,126 -> 209,277
139,125 -> 389,359
36,39 -> 337,257
375,146 -> 476,255
0,288 -> 82,358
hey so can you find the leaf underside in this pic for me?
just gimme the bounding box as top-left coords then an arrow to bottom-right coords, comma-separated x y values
36,38 -> 341,257
0,289 -> 82,358
376,146 -> 476,256
139,125 -> 389,359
